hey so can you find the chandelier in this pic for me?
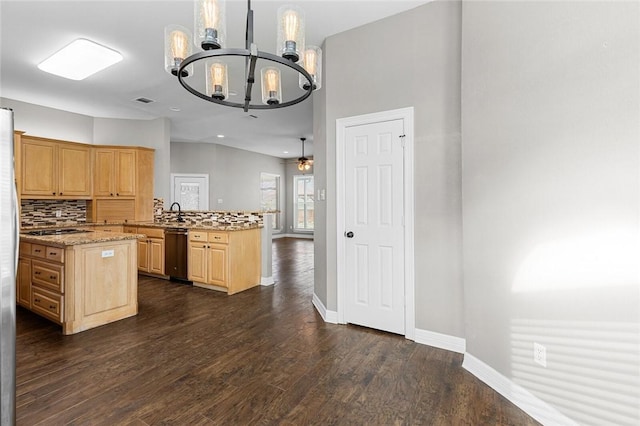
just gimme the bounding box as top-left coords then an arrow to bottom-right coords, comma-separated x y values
164,0 -> 322,112
297,137 -> 313,171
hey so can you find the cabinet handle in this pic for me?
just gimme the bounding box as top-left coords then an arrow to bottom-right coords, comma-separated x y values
34,249 -> 41,253
35,298 -> 40,303
49,252 -> 55,255
59,192 -> 63,195
52,192 -> 56,195
110,193 -> 114,196
202,245 -> 206,248
116,193 -> 120,196
49,305 -> 56,310
35,271 -> 41,275
50,275 -> 55,280
214,236 -> 221,240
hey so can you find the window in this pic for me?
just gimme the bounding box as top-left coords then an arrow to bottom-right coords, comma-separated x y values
260,173 -> 280,230
294,175 -> 314,231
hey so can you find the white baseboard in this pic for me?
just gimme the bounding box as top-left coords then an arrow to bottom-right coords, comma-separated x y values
261,276 -> 275,286
414,328 -> 466,354
312,293 -> 338,323
462,353 -> 578,426
273,233 -> 314,240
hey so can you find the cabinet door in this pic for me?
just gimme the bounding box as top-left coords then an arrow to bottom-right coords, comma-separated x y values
149,238 -> 165,275
115,150 -> 136,196
207,244 -> 227,287
17,258 -> 31,308
21,139 -> 57,196
137,239 -> 149,272
93,149 -> 115,197
188,244 -> 207,283
58,144 -> 91,197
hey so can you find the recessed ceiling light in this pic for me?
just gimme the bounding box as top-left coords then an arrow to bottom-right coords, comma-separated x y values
217,134 -> 225,138
283,151 -> 289,154
37,38 -> 123,81
170,107 -> 181,112
228,91 -> 237,97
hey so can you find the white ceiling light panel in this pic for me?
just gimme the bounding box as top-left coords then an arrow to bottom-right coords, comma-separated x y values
37,38 -> 123,81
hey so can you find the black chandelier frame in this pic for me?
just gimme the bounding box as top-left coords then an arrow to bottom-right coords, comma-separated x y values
177,0 -> 314,112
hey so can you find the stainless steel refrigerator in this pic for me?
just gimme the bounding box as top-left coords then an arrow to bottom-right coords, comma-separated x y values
0,107 -> 18,425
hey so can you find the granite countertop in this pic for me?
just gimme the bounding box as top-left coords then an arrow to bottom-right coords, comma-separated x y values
20,231 -> 145,248
21,222 -> 262,233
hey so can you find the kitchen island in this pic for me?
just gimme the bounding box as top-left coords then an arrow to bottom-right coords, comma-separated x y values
18,230 -> 141,335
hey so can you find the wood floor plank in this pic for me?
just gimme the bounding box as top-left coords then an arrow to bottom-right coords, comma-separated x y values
16,237 -> 539,425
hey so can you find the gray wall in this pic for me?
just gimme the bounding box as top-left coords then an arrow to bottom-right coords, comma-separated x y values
314,1 -> 464,336
170,142 -> 286,213
461,1 -> 639,424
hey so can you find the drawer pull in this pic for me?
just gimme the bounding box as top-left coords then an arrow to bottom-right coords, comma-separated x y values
49,305 -> 56,310
35,271 -> 41,275
50,275 -> 56,280
34,249 -> 41,253
35,298 -> 40,303
214,236 -> 221,239
49,252 -> 56,255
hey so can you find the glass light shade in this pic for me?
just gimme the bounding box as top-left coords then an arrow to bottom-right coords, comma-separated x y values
298,162 -> 305,171
298,45 -> 322,91
164,25 -> 193,77
195,0 -> 226,50
261,67 -> 282,105
206,60 -> 228,100
277,5 -> 305,62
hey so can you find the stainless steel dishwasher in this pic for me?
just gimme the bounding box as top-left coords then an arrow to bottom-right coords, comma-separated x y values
164,228 -> 190,283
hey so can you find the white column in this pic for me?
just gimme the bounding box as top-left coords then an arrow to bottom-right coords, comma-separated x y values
261,213 -> 274,286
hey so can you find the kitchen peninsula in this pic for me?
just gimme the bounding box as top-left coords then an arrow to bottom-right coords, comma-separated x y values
18,229 -> 141,335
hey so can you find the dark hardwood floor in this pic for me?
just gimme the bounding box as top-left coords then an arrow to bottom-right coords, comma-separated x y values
16,237 -> 539,425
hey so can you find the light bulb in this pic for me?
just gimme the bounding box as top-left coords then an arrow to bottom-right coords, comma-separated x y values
283,10 -> 299,41
303,49 -> 316,76
171,30 -> 189,62
199,0 -> 223,49
264,69 -> 279,92
304,163 -> 311,171
202,0 -> 220,28
298,162 -> 305,171
208,62 -> 227,100
278,6 -> 303,62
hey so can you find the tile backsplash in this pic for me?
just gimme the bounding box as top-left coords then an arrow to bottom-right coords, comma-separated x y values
153,198 -> 264,227
21,199 -> 87,228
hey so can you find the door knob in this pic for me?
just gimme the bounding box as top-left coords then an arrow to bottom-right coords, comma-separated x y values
345,231 -> 354,238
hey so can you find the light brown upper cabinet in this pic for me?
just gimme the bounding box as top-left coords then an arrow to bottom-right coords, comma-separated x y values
93,148 -> 137,197
20,136 -> 92,198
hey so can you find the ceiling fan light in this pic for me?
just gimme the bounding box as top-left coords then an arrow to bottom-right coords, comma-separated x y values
304,162 -> 311,171
298,162 -> 305,171
195,0 -> 226,50
164,25 -> 193,77
299,45 -> 322,91
277,5 -> 305,62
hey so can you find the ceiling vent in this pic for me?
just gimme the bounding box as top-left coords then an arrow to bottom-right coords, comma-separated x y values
134,97 -> 155,104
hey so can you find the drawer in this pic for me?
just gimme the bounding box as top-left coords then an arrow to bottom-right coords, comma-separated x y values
31,244 -> 46,258
32,260 -> 64,292
31,287 -> 63,324
190,231 -> 208,242
138,227 -> 164,239
208,232 -> 229,244
123,226 -> 138,234
45,246 -> 64,262
93,225 -> 124,233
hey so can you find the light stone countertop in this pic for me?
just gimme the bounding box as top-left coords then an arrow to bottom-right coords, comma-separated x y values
19,231 -> 145,248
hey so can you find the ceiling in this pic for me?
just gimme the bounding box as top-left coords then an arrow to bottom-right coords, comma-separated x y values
0,0 -> 428,158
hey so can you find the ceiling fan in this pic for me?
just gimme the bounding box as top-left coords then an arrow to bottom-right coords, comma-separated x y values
297,137 -> 313,171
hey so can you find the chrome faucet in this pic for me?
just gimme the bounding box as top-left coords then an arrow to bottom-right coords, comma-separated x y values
169,202 -> 185,222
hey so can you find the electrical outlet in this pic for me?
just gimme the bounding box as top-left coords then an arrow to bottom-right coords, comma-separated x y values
534,342 -> 547,367
55,210 -> 62,218
217,198 -> 223,204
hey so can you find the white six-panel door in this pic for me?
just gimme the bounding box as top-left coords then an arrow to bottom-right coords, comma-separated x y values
344,118 -> 405,334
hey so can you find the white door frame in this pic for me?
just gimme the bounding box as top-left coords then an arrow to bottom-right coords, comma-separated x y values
336,107 -> 415,340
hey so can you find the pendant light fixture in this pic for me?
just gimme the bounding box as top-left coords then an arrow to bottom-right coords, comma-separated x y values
297,137 -> 313,171
165,0 -> 322,112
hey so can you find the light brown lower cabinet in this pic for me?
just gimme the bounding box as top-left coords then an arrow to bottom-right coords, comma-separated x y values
129,226 -> 166,277
188,228 -> 260,295
17,238 -> 138,334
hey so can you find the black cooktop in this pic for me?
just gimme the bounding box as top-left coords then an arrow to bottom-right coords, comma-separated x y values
24,228 -> 92,236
